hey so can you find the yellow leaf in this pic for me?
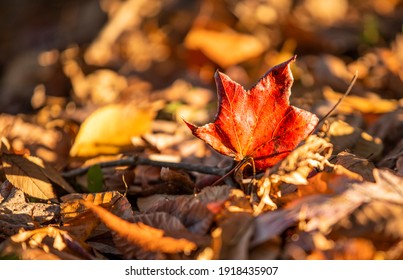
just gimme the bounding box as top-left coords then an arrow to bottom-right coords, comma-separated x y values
70,101 -> 163,157
185,27 -> 265,68
324,87 -> 398,114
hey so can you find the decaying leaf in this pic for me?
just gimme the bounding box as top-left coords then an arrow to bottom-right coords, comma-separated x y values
185,56 -> 319,170
0,181 -> 60,239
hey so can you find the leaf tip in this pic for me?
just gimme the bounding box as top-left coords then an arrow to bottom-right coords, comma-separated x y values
182,118 -> 197,132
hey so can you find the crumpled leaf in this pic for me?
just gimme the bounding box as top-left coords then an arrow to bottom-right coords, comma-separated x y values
70,101 -> 163,157
184,56 -> 319,170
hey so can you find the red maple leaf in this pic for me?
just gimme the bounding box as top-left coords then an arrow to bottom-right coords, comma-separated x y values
184,56 -> 319,170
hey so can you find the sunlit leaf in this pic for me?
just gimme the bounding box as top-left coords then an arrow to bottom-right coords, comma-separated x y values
70,101 -> 163,157
82,200 -> 197,254
1,153 -> 57,201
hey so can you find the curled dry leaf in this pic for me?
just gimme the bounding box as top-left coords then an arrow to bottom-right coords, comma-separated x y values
82,200 -> 197,255
255,135 -> 332,211
184,56 -> 319,171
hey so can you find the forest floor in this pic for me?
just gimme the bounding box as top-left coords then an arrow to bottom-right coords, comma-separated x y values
0,0 -> 403,260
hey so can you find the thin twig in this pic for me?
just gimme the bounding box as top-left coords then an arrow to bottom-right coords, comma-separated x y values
61,155 -> 229,178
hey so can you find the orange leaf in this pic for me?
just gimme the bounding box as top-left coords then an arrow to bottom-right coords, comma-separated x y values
82,200 -> 196,254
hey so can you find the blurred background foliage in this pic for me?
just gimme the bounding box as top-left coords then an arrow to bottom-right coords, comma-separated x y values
1,0 -> 402,113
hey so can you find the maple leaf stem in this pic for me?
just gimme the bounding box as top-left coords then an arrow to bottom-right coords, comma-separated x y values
61,156 -> 231,178
310,71 -> 358,135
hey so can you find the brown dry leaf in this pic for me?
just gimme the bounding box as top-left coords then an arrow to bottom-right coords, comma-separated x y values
331,201 -> 403,244
368,108 -> 403,156
253,169 -> 403,248
69,101 -> 164,157
27,156 -> 75,194
331,152 -> 375,182
0,227 -> 96,260
159,167 -> 195,194
0,114 -> 70,164
1,153 -> 57,201
146,195 -> 214,234
213,212 -> 254,260
328,120 -> 383,159
133,212 -> 188,233
63,50 -> 128,104
184,27 -> 265,68
196,185 -> 234,204
84,0 -> 159,66
378,139 -> 403,175
82,200 -> 197,254
0,181 -> 59,238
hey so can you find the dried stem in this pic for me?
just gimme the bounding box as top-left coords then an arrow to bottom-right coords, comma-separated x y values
61,155 -> 229,178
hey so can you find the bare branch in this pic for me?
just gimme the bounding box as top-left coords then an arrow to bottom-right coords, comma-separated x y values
61,156 -> 229,178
